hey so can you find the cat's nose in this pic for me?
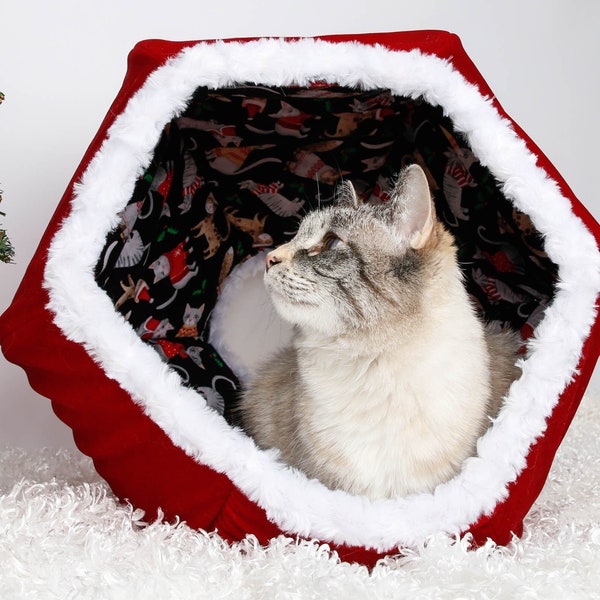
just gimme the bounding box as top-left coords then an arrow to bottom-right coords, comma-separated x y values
265,251 -> 282,271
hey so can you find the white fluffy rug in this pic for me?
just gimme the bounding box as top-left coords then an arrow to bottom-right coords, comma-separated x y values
1,393 -> 599,599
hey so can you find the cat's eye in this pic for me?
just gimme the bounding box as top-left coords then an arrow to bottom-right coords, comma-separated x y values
307,233 -> 345,256
323,234 -> 343,250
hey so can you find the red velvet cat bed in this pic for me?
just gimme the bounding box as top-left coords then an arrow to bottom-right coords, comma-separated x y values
1,31 -> 599,566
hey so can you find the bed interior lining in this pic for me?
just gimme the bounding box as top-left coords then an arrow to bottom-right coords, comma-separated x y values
94,84 -> 557,420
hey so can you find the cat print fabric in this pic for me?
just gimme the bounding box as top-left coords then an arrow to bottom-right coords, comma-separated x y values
94,85 -> 557,420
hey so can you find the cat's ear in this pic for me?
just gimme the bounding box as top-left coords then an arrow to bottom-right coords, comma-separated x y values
336,180 -> 360,208
390,164 -> 435,250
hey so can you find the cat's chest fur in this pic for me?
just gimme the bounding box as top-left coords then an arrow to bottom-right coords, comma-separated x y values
291,291 -> 491,499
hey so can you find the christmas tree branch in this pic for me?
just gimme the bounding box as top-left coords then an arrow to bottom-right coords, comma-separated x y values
0,90 -> 14,263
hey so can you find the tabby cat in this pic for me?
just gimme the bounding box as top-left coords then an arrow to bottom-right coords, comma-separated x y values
239,164 -> 520,500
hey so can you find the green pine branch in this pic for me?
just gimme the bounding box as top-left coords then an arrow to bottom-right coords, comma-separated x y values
0,90 -> 13,263
0,225 -> 15,264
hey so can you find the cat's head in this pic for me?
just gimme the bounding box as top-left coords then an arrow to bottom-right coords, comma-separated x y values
264,164 -> 450,336
150,255 -> 170,283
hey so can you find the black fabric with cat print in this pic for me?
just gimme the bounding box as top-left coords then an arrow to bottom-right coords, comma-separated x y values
94,85 -> 557,420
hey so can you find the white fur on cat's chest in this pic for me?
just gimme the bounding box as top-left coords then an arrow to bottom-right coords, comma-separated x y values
294,322 -> 490,498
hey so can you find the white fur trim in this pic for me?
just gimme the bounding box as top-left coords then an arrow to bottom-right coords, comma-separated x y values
44,38 -> 600,552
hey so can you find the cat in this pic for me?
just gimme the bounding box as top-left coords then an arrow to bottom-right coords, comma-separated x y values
137,316 -> 174,340
205,146 -> 281,175
224,208 -> 273,248
239,180 -> 305,217
287,149 -> 350,186
149,240 -> 198,289
238,164 -> 521,500
175,303 -> 205,339
191,193 -> 230,259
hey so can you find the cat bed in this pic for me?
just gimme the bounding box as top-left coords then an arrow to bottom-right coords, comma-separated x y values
1,31 -> 599,566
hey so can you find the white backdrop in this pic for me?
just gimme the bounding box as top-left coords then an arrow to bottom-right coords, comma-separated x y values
0,0 -> 598,450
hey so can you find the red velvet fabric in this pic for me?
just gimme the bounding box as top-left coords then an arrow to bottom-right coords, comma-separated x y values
1,31 -> 598,566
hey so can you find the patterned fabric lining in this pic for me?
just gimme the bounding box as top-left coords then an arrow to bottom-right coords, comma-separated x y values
94,85 -> 557,420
